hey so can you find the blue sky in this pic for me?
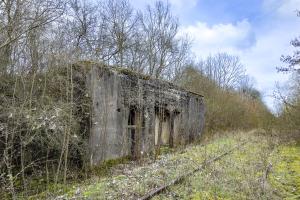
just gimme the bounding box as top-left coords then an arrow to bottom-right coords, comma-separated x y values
130,0 -> 300,112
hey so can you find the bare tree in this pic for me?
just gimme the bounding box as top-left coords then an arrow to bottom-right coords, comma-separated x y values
0,0 -> 65,73
279,11 -> 300,74
67,0 -> 98,58
141,1 -> 179,78
124,20 -> 148,72
198,53 -> 246,89
165,36 -> 191,81
100,0 -> 137,67
276,11 -> 300,130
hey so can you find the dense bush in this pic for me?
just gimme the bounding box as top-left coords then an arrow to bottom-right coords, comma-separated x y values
179,67 -> 274,134
0,65 -> 91,198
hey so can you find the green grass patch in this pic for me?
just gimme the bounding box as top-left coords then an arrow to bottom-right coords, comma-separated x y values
269,142 -> 300,199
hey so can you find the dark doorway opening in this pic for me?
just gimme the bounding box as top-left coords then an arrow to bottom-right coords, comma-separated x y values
128,108 -> 135,157
128,107 -> 137,159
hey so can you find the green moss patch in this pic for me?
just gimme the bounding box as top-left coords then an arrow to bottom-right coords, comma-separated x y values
90,156 -> 131,177
269,142 -> 300,199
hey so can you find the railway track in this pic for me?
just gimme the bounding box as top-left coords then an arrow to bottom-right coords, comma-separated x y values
138,141 -> 247,200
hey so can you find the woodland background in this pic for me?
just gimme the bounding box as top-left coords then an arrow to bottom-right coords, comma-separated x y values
0,0 -> 299,199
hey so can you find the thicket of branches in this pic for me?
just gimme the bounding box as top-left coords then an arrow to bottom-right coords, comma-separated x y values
0,0 -> 274,198
0,0 -> 190,78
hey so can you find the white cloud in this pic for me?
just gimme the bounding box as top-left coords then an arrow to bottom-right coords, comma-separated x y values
168,0 -> 198,10
129,0 -> 197,15
180,11 -> 300,111
180,19 -> 255,58
278,0 -> 300,16
240,3 -> 300,110
128,0 -> 200,30
263,0 -> 300,17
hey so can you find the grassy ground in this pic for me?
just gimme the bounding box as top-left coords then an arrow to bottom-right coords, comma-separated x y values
26,130 -> 299,199
154,131 -> 300,200
269,140 -> 300,199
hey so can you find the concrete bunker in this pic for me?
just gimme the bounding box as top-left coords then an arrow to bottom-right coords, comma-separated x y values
78,62 -> 205,166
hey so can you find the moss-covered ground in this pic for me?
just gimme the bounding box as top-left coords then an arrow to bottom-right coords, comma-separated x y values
269,141 -> 300,199
27,130 -> 299,199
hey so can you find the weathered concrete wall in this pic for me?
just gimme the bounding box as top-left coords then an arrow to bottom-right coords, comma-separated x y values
84,63 -> 205,166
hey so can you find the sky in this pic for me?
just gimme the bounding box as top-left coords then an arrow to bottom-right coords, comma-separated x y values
129,0 -> 300,112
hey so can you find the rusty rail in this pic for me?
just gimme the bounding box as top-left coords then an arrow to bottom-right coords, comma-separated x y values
138,141 -> 247,200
